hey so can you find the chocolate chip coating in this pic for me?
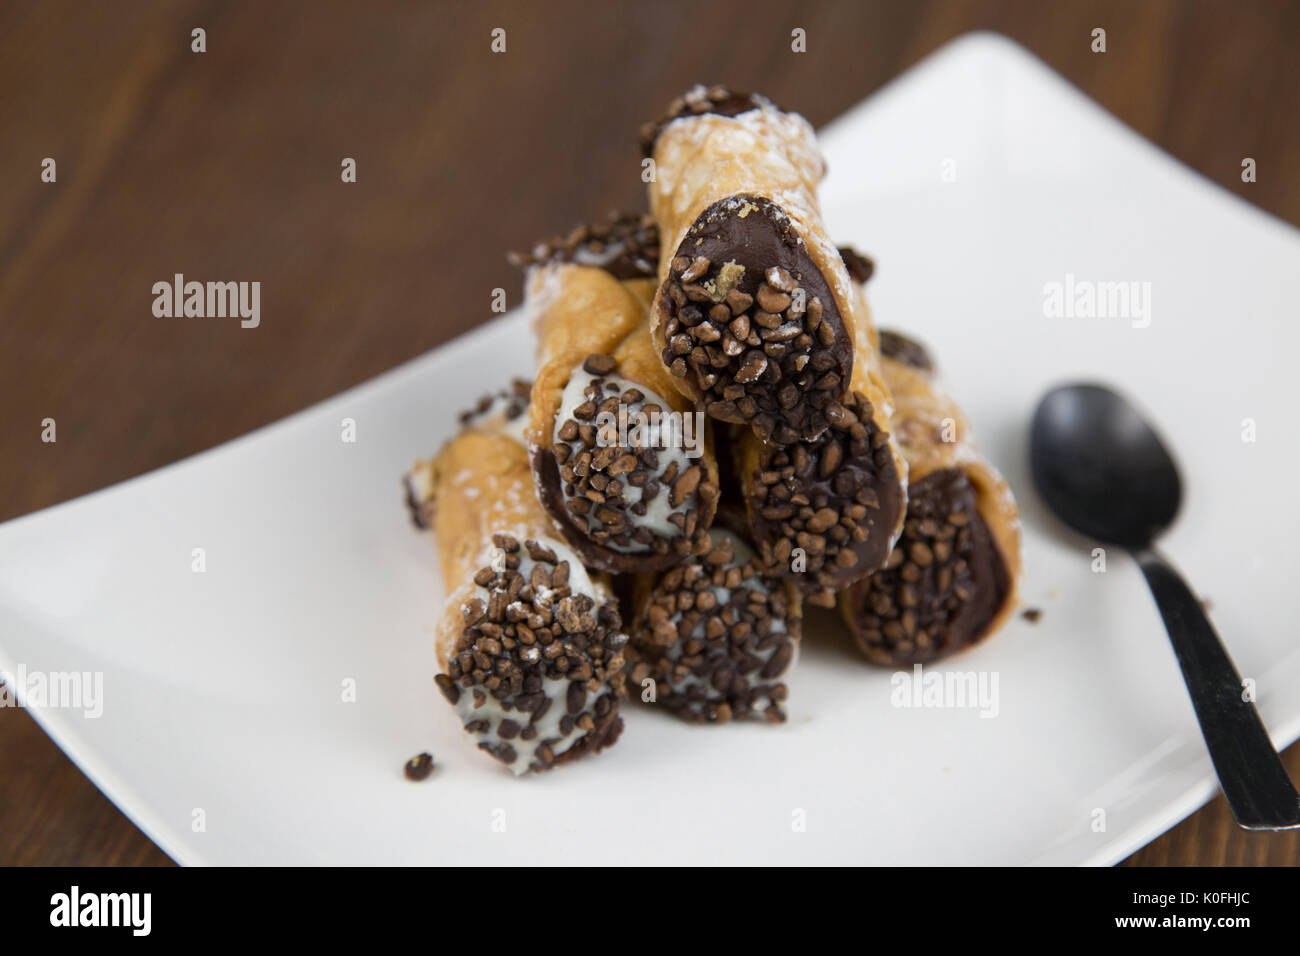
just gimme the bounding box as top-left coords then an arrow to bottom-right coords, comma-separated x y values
510,212 -> 659,281
844,468 -> 1010,665
532,439 -> 717,575
660,195 -> 854,445
743,391 -> 904,600
439,535 -> 627,772
627,531 -> 799,724
639,85 -> 773,158
533,354 -> 719,574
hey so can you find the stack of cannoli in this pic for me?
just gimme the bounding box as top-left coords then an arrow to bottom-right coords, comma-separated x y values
404,86 -> 1022,775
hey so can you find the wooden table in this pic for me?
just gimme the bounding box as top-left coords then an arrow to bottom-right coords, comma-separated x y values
2,0 -> 1297,866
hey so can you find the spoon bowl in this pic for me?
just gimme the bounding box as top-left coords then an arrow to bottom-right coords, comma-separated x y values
1030,384 -> 1180,548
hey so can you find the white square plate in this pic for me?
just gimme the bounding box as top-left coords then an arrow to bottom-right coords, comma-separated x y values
4,32 -> 1299,866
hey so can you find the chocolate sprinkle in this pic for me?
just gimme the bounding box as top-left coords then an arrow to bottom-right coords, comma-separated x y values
837,246 -> 876,285
404,752 -> 435,781
845,469 -> 1011,666
438,535 -> 627,771
660,195 -> 853,444
627,532 -> 799,723
745,390 -> 904,601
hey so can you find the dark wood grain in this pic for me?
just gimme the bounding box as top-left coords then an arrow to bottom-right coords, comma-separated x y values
1,0 -> 1297,866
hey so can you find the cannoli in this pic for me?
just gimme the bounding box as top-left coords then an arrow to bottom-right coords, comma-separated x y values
624,512 -> 801,724
406,383 -> 627,774
733,248 -> 908,606
839,332 -> 1022,665
517,214 -> 721,574
642,86 -> 871,446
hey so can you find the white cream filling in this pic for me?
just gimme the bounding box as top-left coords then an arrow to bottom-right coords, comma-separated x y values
570,240 -> 642,272
456,676 -> 578,776
554,367 -> 694,552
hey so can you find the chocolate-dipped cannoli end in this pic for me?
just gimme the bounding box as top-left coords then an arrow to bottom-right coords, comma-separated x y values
510,212 -> 660,281
435,533 -> 627,774
405,380 -> 533,531
744,390 -> 905,598
658,195 -> 855,446
843,468 -> 1011,666
457,378 -> 534,429
627,528 -> 801,724
878,329 -> 935,373
403,468 -> 434,530
534,352 -> 720,574
638,85 -> 775,158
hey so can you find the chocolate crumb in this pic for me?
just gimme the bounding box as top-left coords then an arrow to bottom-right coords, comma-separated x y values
837,246 -> 876,284
404,752 -> 435,781
1021,607 -> 1042,624
878,330 -> 934,373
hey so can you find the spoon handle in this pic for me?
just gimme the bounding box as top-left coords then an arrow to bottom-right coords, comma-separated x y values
1134,548 -> 1300,830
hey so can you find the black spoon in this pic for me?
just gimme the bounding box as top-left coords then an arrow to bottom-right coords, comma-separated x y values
1030,383 -> 1300,830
